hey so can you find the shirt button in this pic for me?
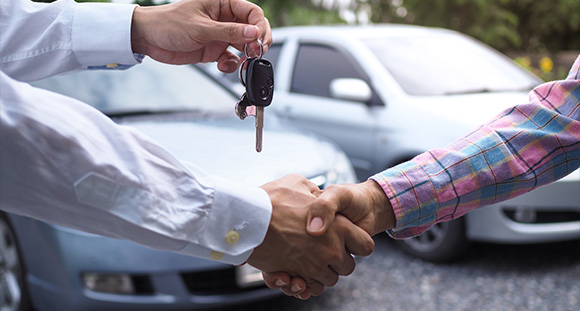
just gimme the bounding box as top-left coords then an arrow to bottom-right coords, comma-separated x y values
210,251 -> 224,260
225,230 -> 240,245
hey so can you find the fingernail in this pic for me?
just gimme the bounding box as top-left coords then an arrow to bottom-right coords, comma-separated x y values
291,284 -> 303,292
275,279 -> 288,287
243,25 -> 258,38
309,217 -> 324,232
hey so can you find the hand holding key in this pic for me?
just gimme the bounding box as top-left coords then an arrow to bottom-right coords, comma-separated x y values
235,40 -> 274,152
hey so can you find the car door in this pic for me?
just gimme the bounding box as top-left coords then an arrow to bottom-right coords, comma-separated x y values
273,42 -> 381,180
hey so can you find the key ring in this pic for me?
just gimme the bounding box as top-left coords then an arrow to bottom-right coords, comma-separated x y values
239,39 -> 264,88
244,38 -> 264,59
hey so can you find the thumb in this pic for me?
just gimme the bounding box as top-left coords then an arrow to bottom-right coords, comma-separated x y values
307,186 -> 350,236
207,21 -> 260,44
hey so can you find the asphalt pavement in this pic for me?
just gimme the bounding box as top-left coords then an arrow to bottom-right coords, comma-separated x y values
224,235 -> 580,311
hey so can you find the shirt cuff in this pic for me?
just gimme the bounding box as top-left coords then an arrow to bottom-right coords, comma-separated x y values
196,174 -> 272,263
370,159 -> 439,239
72,2 -> 140,67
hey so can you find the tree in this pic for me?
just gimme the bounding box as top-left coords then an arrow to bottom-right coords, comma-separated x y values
251,0 -> 345,27
352,0 -> 580,54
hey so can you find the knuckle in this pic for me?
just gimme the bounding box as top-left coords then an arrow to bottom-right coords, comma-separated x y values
326,274 -> 339,287
365,238 -> 376,255
344,259 -> 356,276
226,24 -> 238,40
309,283 -> 324,296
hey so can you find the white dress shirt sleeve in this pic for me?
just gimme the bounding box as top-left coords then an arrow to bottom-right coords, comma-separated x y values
0,0 -> 273,265
0,0 -> 139,81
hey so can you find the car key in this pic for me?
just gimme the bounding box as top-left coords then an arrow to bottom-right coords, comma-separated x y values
235,40 -> 274,152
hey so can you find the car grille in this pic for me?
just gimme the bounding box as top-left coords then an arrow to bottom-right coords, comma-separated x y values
132,275 -> 155,295
181,267 -> 266,295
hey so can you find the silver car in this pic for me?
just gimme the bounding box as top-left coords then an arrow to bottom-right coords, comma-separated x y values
0,59 -> 357,311
207,24 -> 580,262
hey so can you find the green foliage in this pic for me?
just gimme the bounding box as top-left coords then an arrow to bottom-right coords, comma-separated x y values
503,0 -> 580,52
251,0 -> 345,27
356,0 -> 580,54
32,0 -> 577,79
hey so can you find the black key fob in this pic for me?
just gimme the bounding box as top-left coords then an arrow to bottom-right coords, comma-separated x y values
245,58 -> 274,107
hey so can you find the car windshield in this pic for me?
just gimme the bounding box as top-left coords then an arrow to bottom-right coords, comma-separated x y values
31,59 -> 235,116
363,31 -> 541,96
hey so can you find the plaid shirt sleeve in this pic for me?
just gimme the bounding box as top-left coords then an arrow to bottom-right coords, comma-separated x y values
371,55 -> 580,239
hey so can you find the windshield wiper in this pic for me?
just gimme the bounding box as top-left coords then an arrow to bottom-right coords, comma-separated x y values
105,109 -> 203,118
442,88 -> 493,96
443,85 -> 536,96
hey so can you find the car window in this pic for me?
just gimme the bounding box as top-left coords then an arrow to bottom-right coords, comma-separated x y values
31,59 -> 235,115
363,31 -> 541,96
264,44 -> 282,68
291,44 -> 367,98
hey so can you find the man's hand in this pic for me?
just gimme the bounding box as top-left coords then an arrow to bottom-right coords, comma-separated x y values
261,180 -> 396,299
130,0 -> 272,72
246,175 -> 375,288
307,180 -> 396,237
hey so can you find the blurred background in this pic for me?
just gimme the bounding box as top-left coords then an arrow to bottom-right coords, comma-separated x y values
251,0 -> 580,81
12,1 -> 580,311
67,0 -> 580,78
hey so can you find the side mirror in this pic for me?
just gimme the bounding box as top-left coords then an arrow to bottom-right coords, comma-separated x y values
329,78 -> 372,103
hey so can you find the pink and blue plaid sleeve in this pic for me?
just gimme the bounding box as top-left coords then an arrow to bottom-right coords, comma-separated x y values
371,55 -> 580,239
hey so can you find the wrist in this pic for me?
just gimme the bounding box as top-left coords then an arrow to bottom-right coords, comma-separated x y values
361,180 -> 395,235
130,6 -> 150,55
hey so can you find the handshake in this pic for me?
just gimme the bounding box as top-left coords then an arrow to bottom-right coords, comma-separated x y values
246,174 -> 396,299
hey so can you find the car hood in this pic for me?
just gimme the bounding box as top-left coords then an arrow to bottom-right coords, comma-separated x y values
407,91 -> 531,128
119,117 -> 336,186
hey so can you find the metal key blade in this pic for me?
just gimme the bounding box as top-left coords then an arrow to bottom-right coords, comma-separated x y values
255,106 -> 264,152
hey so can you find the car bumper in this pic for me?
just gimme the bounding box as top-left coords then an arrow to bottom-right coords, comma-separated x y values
465,171 -> 580,244
10,216 -> 280,311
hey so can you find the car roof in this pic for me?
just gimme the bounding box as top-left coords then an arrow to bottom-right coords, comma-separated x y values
272,24 -> 457,41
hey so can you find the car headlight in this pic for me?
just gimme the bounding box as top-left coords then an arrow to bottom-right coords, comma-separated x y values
326,151 -> 358,186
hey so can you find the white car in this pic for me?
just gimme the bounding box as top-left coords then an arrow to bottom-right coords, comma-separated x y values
206,24 -> 580,262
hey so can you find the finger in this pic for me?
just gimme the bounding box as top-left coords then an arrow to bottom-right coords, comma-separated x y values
262,272 -> 309,297
295,288 -> 312,300
307,280 -> 325,296
329,252 -> 356,276
312,266 -> 339,287
307,186 -> 348,236
230,0 -> 269,34
246,17 -> 272,56
262,271 -> 290,289
204,21 -> 261,45
216,49 -> 241,73
261,17 -> 273,50
286,277 -> 308,296
290,174 -> 321,195
339,215 -> 375,257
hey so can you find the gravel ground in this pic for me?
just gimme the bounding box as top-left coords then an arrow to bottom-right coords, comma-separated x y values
223,235 -> 580,311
